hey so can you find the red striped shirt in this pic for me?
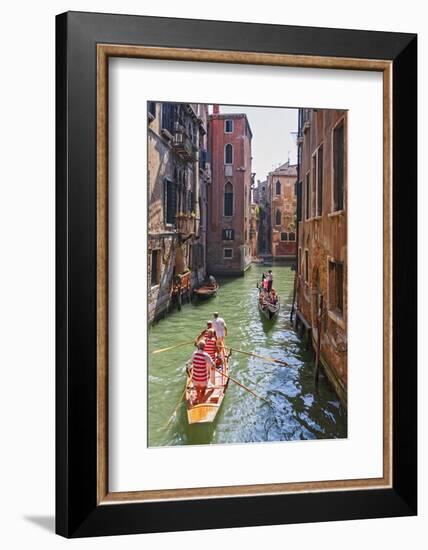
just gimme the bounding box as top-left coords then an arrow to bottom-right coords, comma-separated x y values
192,351 -> 209,382
204,337 -> 217,360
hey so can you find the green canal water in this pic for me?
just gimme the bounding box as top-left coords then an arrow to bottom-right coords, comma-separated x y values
148,264 -> 347,446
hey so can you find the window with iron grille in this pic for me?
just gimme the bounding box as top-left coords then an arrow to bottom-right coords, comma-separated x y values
288,232 -> 296,241
281,232 -> 287,241
224,248 -> 233,259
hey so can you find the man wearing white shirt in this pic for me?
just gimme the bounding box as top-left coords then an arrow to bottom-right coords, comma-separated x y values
212,312 -> 227,356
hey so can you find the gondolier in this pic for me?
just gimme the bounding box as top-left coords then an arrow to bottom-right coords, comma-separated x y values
266,270 -> 273,292
212,312 -> 227,354
195,321 -> 216,344
203,328 -> 218,383
190,341 -> 215,405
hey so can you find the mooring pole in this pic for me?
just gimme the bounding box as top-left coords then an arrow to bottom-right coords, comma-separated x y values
314,295 -> 323,386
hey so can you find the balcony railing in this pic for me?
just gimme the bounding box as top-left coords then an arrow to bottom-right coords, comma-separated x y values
172,123 -> 197,161
176,213 -> 196,236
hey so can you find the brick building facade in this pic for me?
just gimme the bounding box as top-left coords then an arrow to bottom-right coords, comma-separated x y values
295,108 -> 348,403
254,179 -> 271,255
269,162 -> 297,260
207,107 -> 253,275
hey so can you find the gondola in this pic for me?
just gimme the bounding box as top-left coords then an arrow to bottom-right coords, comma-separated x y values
258,285 -> 280,320
185,349 -> 229,424
193,282 -> 219,300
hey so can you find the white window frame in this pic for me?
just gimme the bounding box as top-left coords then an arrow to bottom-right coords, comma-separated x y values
223,248 -> 233,259
224,119 -> 233,134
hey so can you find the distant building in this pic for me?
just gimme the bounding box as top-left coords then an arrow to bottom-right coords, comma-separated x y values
254,179 -> 271,255
147,102 -> 210,322
268,162 -> 297,260
295,108 -> 348,404
249,202 -> 259,258
207,106 -> 253,275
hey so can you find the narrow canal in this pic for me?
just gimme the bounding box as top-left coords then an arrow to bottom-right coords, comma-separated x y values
148,265 -> 347,446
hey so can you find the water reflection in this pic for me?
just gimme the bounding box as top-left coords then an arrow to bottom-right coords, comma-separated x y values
148,265 -> 347,446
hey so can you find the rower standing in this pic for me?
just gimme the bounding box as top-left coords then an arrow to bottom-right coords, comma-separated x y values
191,341 -> 214,405
195,321 -> 216,345
266,270 -> 273,292
203,328 -> 218,384
212,312 -> 227,355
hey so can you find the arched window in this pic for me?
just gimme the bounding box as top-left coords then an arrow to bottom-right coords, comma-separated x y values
224,143 -> 233,165
275,209 -> 281,226
224,182 -> 234,216
276,180 -> 281,195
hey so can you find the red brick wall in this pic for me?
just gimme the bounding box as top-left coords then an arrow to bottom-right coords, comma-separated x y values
207,113 -> 252,275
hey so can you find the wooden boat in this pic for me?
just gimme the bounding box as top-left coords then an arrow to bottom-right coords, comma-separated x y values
185,350 -> 230,424
258,286 -> 280,320
193,282 -> 219,300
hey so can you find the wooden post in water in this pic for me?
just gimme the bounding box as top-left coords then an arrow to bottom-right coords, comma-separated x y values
314,294 -> 323,386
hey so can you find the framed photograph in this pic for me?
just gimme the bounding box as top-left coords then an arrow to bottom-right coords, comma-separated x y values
56,11 -> 417,537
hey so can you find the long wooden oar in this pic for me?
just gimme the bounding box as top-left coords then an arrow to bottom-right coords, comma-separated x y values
163,386 -> 186,429
152,340 -> 194,355
220,345 -> 290,367
213,366 -> 270,405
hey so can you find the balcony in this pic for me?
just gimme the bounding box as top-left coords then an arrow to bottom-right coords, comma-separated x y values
172,123 -> 197,161
176,213 -> 196,237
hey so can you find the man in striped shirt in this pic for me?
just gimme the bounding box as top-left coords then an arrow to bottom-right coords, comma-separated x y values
194,321 -> 216,345
203,328 -> 218,384
191,340 -> 215,404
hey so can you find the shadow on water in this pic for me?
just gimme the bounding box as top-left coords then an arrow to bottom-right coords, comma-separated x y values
148,264 -> 347,447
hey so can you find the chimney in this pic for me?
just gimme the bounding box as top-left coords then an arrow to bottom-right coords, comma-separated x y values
213,104 -> 220,114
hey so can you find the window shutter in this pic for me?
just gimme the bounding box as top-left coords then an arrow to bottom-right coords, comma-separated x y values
296,180 -> 302,221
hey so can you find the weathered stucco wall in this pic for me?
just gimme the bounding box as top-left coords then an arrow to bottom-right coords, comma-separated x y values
296,108 -> 348,400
